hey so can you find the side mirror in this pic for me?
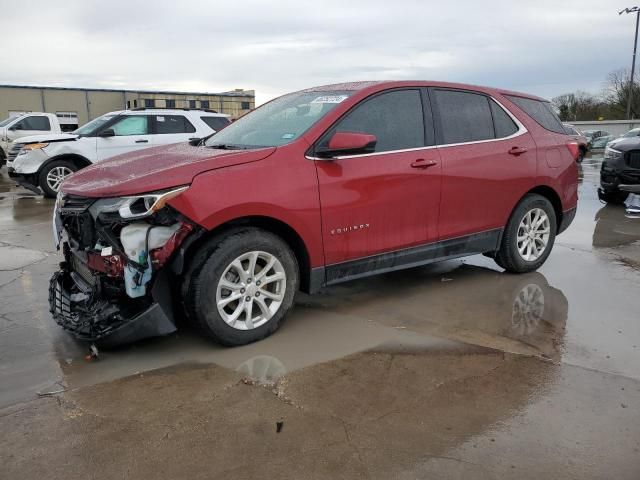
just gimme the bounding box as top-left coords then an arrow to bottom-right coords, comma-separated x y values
189,137 -> 202,146
99,129 -> 115,138
317,131 -> 377,158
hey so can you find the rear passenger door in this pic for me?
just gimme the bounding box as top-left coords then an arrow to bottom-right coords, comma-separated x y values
151,115 -> 197,145
430,88 -> 536,240
314,88 -> 441,266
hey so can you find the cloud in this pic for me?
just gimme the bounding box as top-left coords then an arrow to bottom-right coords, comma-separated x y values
0,0 -> 634,105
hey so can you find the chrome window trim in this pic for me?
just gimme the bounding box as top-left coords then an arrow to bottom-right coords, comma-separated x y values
305,95 -> 528,161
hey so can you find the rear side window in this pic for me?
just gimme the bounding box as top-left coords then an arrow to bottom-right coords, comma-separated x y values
433,90 -> 494,144
154,115 -> 196,134
201,116 -> 231,132
490,100 -> 518,138
506,95 -> 564,134
328,89 -> 425,153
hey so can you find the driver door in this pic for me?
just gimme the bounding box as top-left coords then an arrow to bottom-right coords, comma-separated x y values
96,115 -> 153,161
314,88 -> 441,268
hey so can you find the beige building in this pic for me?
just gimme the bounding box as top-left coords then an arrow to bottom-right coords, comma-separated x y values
0,84 -> 255,129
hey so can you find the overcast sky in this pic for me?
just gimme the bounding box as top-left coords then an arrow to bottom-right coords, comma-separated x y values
0,0 -> 635,105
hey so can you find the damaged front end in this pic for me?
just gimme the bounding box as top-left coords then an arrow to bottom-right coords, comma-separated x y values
49,187 -> 200,347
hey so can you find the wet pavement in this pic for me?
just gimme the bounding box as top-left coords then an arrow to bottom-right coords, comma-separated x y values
1,155 -> 639,479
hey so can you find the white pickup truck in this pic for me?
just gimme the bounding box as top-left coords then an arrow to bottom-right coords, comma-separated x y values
0,113 -> 62,166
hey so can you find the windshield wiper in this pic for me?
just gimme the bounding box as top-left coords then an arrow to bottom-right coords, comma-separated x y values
208,143 -> 245,150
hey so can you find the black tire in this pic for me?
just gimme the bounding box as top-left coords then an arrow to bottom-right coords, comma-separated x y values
597,188 -> 627,205
185,228 -> 299,346
39,160 -> 78,198
577,147 -> 585,163
495,194 -> 557,274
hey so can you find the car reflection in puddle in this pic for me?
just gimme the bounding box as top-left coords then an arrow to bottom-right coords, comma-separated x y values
54,260 -> 567,390
310,261 -> 568,361
593,203 -> 640,249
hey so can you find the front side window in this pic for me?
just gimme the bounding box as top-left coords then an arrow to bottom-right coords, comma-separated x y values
321,89 -> 425,153
205,91 -> 353,148
506,95 -> 565,134
153,115 -> 195,134
110,116 -> 149,136
433,89 -> 495,144
14,116 -> 51,131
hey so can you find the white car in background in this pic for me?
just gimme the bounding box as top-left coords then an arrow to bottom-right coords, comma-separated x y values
7,108 -> 230,197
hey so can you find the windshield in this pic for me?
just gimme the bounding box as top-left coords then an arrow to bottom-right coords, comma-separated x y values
204,91 -> 352,148
0,116 -> 17,127
74,114 -> 116,136
623,129 -> 640,137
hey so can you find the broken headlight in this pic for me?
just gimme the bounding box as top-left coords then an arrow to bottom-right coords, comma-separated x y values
89,186 -> 188,220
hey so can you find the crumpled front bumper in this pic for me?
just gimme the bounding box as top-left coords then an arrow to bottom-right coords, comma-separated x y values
48,266 -> 177,348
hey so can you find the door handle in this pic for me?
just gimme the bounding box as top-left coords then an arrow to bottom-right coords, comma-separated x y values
411,159 -> 438,169
508,146 -> 527,156
135,139 -> 149,144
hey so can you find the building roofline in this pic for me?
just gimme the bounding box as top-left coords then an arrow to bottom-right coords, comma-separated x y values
0,84 -> 254,97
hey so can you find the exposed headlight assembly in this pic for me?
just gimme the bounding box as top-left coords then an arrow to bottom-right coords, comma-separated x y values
18,142 -> 49,155
89,186 -> 189,220
604,146 -> 622,161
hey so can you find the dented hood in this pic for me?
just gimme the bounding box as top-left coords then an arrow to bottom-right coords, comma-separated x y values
62,143 -> 276,198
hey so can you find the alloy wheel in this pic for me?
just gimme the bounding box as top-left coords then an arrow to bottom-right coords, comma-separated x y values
216,251 -> 287,330
46,166 -> 74,193
516,208 -> 551,261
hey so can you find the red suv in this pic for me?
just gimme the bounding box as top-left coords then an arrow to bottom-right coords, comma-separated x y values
50,81 -> 579,346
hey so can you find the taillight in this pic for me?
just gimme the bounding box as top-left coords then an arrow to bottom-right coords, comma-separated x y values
566,141 -> 579,161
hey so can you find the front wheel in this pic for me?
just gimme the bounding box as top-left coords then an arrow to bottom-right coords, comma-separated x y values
495,194 -> 557,273
39,160 -> 77,198
186,228 -> 299,346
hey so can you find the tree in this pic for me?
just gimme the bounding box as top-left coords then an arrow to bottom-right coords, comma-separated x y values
604,68 -> 640,119
552,91 -> 606,121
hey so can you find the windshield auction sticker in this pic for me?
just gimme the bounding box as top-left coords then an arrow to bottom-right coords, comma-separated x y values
310,95 -> 348,104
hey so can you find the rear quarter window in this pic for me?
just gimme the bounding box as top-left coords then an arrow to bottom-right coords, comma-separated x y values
201,116 -> 231,132
506,95 -> 565,134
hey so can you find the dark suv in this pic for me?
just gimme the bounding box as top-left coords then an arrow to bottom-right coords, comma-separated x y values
50,81 -> 579,347
599,138 -> 640,203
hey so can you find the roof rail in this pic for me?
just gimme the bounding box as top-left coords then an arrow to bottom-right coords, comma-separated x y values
129,107 -> 220,113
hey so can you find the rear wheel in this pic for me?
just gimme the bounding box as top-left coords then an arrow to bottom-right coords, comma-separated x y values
495,194 -> 557,273
186,228 -> 299,346
39,160 -> 77,197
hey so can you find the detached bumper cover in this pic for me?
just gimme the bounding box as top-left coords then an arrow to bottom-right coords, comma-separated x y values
48,267 -> 176,347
